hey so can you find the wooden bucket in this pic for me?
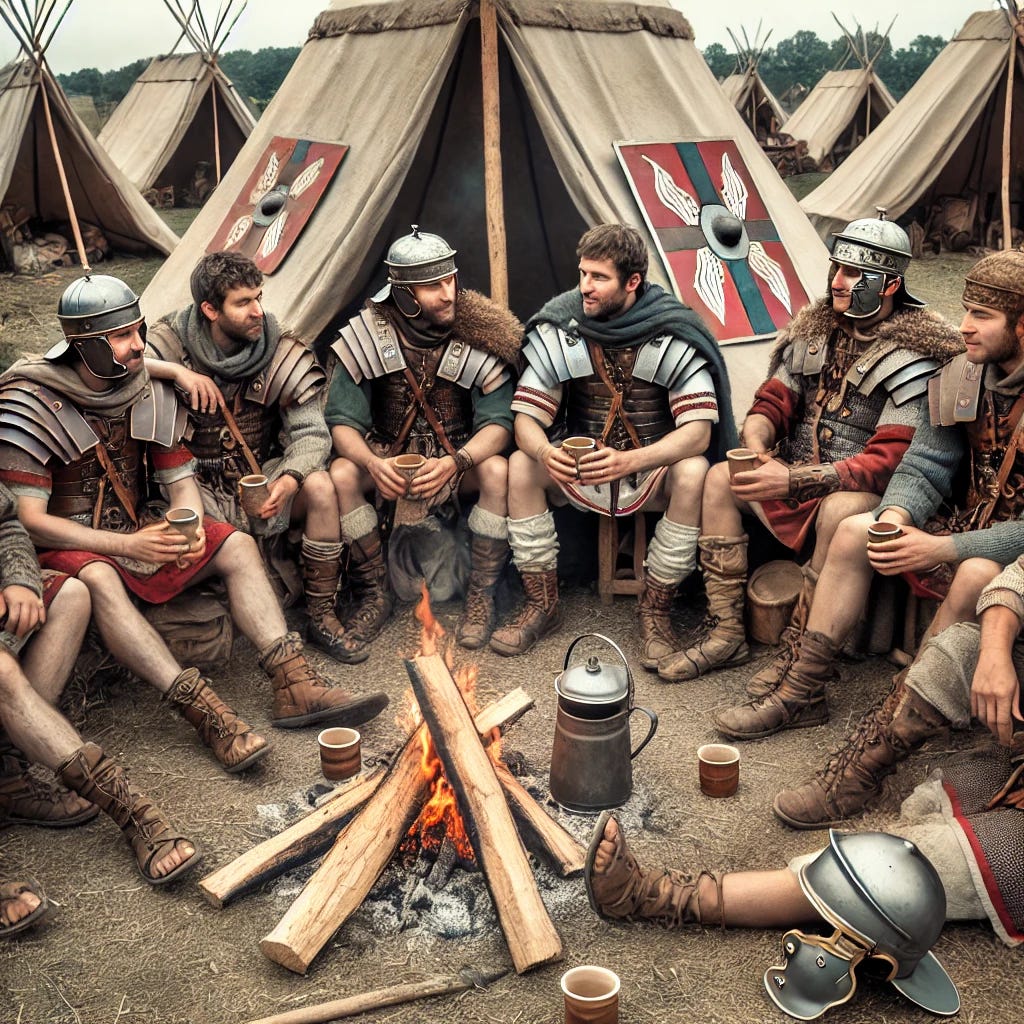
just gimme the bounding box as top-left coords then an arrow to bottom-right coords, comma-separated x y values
747,561 -> 803,645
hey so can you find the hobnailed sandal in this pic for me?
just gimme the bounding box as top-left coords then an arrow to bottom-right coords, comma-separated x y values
0,878 -> 51,937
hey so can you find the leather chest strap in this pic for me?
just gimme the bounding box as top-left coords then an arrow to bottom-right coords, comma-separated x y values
92,443 -> 138,530
586,342 -> 643,450
398,368 -> 458,458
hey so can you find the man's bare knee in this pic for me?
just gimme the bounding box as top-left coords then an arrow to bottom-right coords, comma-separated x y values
300,469 -> 336,508
475,455 -> 508,500
948,558 -> 1003,601
816,492 -> 880,539
666,455 -> 710,491
509,448 -> 545,488
329,457 -> 363,497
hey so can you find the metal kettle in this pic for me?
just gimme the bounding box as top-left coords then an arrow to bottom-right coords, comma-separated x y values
549,633 -> 658,812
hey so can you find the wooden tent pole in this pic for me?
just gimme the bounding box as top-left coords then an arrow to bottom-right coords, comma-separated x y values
1001,30 -> 1018,250
36,60 -> 90,273
211,58 -> 223,184
480,0 -> 508,306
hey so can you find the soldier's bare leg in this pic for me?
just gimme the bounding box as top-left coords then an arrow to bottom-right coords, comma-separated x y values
924,557 -> 1003,640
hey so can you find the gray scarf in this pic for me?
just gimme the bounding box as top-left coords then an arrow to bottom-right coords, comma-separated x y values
165,304 -> 278,384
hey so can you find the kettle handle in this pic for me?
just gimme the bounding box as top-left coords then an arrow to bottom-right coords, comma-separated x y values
628,705 -> 658,760
562,632 -> 634,702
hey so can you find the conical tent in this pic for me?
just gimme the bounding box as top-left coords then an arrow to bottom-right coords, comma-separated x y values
0,2 -> 177,263
802,8 -> 1023,246
98,1 -> 256,195
142,0 -> 829,415
721,26 -> 787,141
781,17 -> 896,168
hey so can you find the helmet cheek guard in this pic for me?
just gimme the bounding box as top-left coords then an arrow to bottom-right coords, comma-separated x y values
765,928 -> 863,1020
73,333 -> 129,380
847,270 -> 891,319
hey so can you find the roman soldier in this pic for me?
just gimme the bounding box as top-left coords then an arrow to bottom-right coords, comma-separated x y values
326,227 -> 522,652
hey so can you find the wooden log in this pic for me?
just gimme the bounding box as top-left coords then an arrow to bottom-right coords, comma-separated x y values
406,653 -> 563,974
198,770 -> 384,909
203,688 -> 532,909
242,967 -> 507,1024
494,761 -> 585,878
259,689 -> 536,974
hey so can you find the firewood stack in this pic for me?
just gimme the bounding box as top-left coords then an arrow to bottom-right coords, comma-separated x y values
200,657 -> 583,976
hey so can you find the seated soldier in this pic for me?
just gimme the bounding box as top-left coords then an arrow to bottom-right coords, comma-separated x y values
326,227 -> 522,652
490,224 -> 735,661
588,552 -> 1024,954
0,275 -> 388,779
665,216 -> 961,740
0,482 -> 201,906
145,251 -> 359,664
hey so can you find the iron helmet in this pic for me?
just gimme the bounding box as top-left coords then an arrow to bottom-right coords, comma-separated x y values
384,225 -> 458,287
46,275 -> 145,380
764,830 -> 959,1020
830,209 -> 924,317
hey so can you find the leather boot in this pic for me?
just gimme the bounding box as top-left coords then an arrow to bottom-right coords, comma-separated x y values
57,742 -> 201,885
585,811 -> 722,927
0,750 -> 98,828
637,574 -> 680,669
713,629 -> 839,740
746,565 -> 818,699
303,551 -> 368,665
773,678 -> 949,829
456,535 -> 510,650
657,536 -> 750,682
489,567 -> 561,657
258,631 -> 389,729
164,668 -> 270,773
341,530 -> 394,651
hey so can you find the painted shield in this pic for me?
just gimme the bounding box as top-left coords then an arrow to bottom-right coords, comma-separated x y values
207,137 -> 348,274
615,140 -> 810,344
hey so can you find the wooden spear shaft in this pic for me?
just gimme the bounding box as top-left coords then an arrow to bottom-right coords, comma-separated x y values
1001,33 -> 1017,250
480,0 -> 508,305
211,62 -> 223,184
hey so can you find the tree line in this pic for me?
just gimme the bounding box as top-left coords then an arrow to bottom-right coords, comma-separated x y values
703,29 -> 947,104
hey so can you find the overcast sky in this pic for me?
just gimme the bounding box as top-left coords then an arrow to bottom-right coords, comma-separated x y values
0,0 -> 1001,73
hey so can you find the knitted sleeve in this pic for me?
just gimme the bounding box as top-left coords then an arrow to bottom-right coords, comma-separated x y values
277,396 -> 332,480
976,556 -> 1024,619
0,482 -> 42,598
952,519 -> 1024,566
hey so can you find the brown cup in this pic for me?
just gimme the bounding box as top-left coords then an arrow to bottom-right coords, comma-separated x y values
238,473 -> 270,516
562,436 -> 596,480
393,453 -> 426,497
318,727 -> 361,781
561,966 -> 620,1024
164,507 -> 200,543
697,743 -> 740,798
867,523 -> 904,544
727,447 -> 760,479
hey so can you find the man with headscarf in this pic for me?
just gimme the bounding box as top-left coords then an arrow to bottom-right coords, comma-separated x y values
490,223 -> 736,658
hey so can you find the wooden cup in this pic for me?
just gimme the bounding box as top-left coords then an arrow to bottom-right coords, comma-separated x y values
726,447 -> 760,479
164,507 -> 199,544
393,453 -> 427,497
562,436 -> 596,480
318,727 -> 361,782
238,474 -> 270,516
561,966 -> 620,1024
867,523 -> 904,544
697,743 -> 740,798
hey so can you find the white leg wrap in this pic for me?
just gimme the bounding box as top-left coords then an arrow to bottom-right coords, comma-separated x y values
468,504 -> 508,540
508,510 -> 558,572
339,503 -> 379,544
645,517 -> 699,586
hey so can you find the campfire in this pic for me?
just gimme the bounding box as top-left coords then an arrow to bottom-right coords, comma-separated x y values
199,587 -> 583,976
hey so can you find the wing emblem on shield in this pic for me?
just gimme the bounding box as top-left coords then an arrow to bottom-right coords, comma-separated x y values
249,151 -> 281,206
616,140 -> 810,342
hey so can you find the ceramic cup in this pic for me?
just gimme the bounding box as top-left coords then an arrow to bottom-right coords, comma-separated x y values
867,522 -> 904,544
393,453 -> 427,497
238,474 -> 270,516
561,965 -> 620,1024
562,436 -> 597,481
164,507 -> 200,544
697,743 -> 741,798
318,727 -> 361,782
726,447 -> 760,479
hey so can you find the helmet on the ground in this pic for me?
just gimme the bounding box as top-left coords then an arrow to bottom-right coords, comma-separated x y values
830,209 -> 924,317
46,275 -> 145,379
764,830 -> 959,1020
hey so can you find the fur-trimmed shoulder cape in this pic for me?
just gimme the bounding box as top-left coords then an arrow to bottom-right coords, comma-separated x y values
766,298 -> 964,378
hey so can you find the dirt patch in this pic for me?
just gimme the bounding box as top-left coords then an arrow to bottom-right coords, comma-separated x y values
1,226 -> 1019,1024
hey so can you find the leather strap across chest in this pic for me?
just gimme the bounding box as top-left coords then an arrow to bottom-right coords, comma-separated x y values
586,341 -> 643,450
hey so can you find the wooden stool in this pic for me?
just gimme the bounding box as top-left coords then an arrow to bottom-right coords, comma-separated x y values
597,514 -> 648,605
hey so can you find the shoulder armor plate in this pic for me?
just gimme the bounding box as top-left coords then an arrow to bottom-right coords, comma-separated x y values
0,380 -> 99,465
436,339 -> 511,393
853,346 -> 940,407
329,308 -> 407,384
249,336 -> 325,408
927,353 -> 982,426
522,322 -> 593,388
632,335 -> 709,390
785,334 -> 828,377
131,379 -> 190,447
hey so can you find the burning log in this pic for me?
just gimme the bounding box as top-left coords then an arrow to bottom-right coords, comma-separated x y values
405,652 -> 563,974
199,686 -> 534,910
198,770 -> 385,909
259,688 -> 535,975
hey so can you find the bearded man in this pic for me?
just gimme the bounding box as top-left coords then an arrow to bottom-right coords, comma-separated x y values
0,275 -> 388,777
659,214 -> 962,721
326,227 -> 522,652
489,222 -> 735,659
144,251 -> 359,664
771,248 -> 1024,829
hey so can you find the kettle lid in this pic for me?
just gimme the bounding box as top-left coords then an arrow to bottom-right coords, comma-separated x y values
555,634 -> 632,704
